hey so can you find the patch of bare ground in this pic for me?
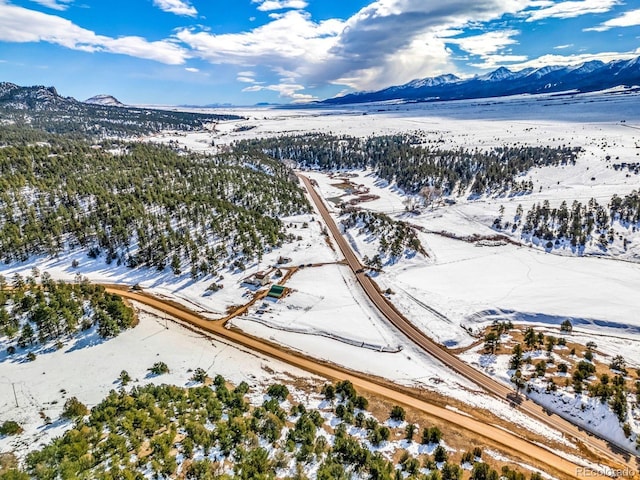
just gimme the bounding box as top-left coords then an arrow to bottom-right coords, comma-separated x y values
0,453 -> 19,475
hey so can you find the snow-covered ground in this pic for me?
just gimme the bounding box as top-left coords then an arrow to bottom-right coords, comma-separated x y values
0,213 -> 337,320
230,313 -> 573,449
240,264 -> 400,351
151,87 -> 640,150
460,338 -> 640,450
0,302 -> 314,458
3,88 -> 640,457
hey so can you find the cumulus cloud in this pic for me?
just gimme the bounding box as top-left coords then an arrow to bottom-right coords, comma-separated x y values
152,0 -> 197,17
176,10 -> 342,69
252,0 -> 308,11
525,0 -> 621,22
0,3 -> 189,64
178,0 -> 543,92
446,30 -> 526,69
448,30 -> 520,57
585,8 -> 640,31
29,0 -> 73,10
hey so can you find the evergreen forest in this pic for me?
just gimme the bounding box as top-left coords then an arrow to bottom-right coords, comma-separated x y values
0,83 -> 242,138
0,127 -> 310,277
341,211 -> 425,266
499,193 -> 640,250
0,379 -> 542,480
236,133 -> 580,196
0,275 -> 134,353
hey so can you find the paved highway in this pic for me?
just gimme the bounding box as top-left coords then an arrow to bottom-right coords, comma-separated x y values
298,173 -> 638,470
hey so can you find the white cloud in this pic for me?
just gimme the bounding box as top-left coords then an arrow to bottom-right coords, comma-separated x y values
176,10 -> 342,70
525,0 -> 621,22
553,43 -> 573,49
493,49 -> 640,71
448,30 -> 520,57
584,8 -> 640,31
29,0 -> 72,10
251,0 -> 308,12
177,0 -> 545,92
469,54 -> 529,69
447,30 -> 526,70
185,67 -> 199,72
0,3 -> 189,64
237,71 -> 261,83
152,0 -> 197,17
242,81 -> 316,102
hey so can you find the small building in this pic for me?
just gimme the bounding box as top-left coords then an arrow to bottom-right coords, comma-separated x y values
255,271 -> 271,286
267,284 -> 286,299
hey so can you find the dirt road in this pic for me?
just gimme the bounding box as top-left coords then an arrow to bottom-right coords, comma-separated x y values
297,174 -> 638,469
108,286 -> 627,479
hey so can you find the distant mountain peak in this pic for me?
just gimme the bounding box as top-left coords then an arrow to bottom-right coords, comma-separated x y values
479,66 -> 515,82
0,82 -> 71,111
85,94 -> 125,107
404,73 -> 461,89
321,55 -> 640,105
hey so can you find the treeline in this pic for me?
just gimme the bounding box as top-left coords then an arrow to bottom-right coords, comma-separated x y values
0,128 -> 310,277
499,192 -> 640,250
0,274 -> 133,350
341,211 -> 425,266
236,133 -> 580,196
0,378 -> 540,480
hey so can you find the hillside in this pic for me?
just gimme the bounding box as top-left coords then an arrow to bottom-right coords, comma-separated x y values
0,126 -> 310,278
0,82 -> 242,137
322,56 -> 640,105
84,94 -> 125,107
1,375 -> 546,480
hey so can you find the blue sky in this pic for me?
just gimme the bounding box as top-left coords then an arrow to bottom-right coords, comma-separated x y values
0,0 -> 639,105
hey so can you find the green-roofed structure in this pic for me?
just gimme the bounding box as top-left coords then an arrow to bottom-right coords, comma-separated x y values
267,284 -> 286,299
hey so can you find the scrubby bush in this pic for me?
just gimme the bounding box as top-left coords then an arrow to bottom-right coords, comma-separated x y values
0,420 -> 23,436
148,361 -> 169,375
266,383 -> 289,402
190,368 -> 208,383
61,397 -> 88,419
389,405 -> 406,422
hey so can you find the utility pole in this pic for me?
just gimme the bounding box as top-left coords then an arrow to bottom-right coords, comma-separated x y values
12,382 -> 18,408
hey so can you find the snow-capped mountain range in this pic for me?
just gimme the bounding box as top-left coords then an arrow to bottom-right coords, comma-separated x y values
322,56 -> 640,105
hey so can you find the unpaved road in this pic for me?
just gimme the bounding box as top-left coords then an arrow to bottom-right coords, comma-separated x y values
109,286 -> 626,479
297,174 -> 638,469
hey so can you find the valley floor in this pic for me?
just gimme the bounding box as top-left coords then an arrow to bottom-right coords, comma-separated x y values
2,89 -> 640,471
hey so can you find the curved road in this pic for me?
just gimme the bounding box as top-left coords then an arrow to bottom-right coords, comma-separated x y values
298,174 -> 637,469
109,286 -> 615,479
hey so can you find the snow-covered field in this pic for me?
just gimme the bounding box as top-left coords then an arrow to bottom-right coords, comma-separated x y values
3,88 -> 640,457
0,302 -> 314,458
239,264 -> 400,351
